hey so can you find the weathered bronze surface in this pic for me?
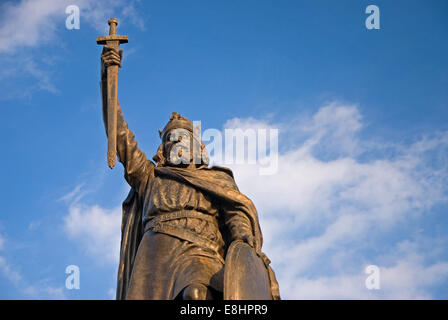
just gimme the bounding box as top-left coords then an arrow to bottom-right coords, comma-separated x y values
97,18 -> 128,169
224,241 -> 273,300
98,17 -> 280,300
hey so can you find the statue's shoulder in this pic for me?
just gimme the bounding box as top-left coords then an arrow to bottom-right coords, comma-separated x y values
200,165 -> 238,190
205,165 -> 235,179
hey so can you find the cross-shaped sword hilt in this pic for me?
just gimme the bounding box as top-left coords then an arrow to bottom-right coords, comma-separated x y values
96,17 -> 128,48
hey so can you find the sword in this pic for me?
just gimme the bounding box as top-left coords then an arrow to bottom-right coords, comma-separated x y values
97,18 -> 128,169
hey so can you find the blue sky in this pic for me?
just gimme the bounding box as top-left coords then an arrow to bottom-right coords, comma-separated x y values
0,0 -> 447,299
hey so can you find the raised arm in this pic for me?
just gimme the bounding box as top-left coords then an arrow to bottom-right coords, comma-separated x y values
100,47 -> 154,194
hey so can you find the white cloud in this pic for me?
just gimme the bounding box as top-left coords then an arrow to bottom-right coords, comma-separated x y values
0,0 -> 145,97
0,232 -> 67,299
0,233 -> 22,284
62,186 -> 122,265
42,286 -> 67,300
59,183 -> 86,203
223,103 -> 448,299
22,284 -> 67,300
0,256 -> 22,285
0,0 -> 144,53
282,242 -> 448,300
0,0 -> 63,53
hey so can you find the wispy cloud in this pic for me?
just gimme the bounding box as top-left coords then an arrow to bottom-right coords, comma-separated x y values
0,256 -> 22,285
0,0 -> 64,54
0,0 -> 145,97
0,233 -> 22,285
225,103 -> 448,299
21,284 -> 67,300
62,185 -> 122,265
285,240 -> 448,299
0,0 -> 145,53
0,232 -> 67,299
0,233 -> 4,250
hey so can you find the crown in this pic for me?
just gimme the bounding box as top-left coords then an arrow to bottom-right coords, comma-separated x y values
159,112 -> 194,140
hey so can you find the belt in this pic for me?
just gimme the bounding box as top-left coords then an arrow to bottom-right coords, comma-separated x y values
145,210 -> 217,229
144,210 -> 223,253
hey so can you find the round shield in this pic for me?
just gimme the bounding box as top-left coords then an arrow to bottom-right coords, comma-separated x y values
223,241 -> 272,300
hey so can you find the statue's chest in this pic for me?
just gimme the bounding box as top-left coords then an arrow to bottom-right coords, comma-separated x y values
147,176 -> 217,214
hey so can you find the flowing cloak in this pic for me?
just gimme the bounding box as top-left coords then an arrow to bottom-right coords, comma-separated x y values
116,165 -> 280,300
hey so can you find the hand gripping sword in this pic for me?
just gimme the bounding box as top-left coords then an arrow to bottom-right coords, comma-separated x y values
97,18 -> 128,169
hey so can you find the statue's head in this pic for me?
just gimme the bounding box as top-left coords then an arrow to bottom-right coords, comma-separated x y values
152,112 -> 209,168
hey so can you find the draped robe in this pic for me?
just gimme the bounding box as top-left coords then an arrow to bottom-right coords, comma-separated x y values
111,103 -> 279,300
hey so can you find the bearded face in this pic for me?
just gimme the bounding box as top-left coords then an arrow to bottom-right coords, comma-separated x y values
163,128 -> 193,166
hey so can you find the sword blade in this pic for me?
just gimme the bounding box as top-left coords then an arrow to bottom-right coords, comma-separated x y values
107,64 -> 118,168
97,17 -> 128,169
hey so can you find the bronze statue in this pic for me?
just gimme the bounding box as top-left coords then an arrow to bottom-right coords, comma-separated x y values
98,18 -> 280,300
